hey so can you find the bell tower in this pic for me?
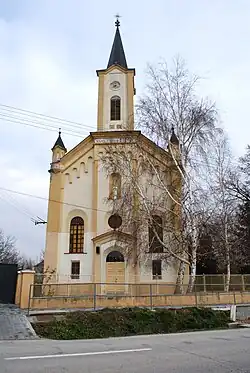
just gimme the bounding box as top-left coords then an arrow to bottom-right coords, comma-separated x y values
50,129 -> 67,173
96,17 -> 136,131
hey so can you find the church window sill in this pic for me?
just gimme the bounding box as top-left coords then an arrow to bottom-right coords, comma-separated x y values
64,252 -> 87,255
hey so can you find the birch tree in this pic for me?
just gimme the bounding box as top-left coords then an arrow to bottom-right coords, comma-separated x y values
206,134 -> 237,290
100,57 -> 221,292
226,145 -> 250,274
137,57 -> 218,166
136,56 -> 219,287
101,136 -> 211,294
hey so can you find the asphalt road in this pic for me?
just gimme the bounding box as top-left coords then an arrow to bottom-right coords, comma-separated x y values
0,328 -> 250,372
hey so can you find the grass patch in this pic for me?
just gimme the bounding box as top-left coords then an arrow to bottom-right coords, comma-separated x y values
32,307 -> 230,340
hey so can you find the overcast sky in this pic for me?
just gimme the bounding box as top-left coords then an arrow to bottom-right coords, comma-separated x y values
0,0 -> 250,260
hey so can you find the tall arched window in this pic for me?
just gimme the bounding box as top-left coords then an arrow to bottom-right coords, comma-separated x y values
69,217 -> 84,253
109,172 -> 121,199
110,96 -> 121,121
149,215 -> 163,253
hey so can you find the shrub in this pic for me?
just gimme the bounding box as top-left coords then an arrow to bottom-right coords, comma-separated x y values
33,307 -> 230,340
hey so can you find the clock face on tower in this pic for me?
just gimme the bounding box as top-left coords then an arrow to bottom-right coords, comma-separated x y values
110,81 -> 120,90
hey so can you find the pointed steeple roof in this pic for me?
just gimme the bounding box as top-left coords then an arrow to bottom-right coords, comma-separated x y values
52,129 -> 67,152
170,126 -> 179,145
107,18 -> 128,69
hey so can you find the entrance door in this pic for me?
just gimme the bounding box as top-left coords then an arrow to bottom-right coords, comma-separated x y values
106,251 -> 125,294
0,264 -> 18,304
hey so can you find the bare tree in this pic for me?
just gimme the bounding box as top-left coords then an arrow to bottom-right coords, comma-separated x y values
137,56 -> 218,167
135,57 -> 219,288
223,145 -> 250,274
227,145 -> 250,203
0,228 -> 36,270
0,229 -> 19,264
99,57 -> 223,294
100,134 -> 213,294
205,134 -> 237,290
18,256 -> 35,270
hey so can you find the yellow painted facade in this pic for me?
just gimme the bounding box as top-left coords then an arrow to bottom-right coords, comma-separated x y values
43,21 -> 182,288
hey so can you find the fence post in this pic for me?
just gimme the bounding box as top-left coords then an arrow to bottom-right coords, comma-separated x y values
223,274 -> 226,291
93,283 -> 97,310
150,284 -> 153,309
203,274 -> 206,293
242,275 -> 245,292
27,284 -> 32,316
233,291 -> 236,305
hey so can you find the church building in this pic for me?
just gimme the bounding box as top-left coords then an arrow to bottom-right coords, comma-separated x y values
43,19 -> 181,290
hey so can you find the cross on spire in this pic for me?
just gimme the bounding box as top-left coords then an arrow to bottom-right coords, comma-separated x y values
115,13 -> 121,27
107,14 -> 127,69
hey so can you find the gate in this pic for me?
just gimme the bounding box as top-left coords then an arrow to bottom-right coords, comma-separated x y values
0,264 -> 18,304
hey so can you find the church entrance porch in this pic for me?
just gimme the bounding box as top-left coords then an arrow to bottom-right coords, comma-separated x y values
105,250 -> 125,294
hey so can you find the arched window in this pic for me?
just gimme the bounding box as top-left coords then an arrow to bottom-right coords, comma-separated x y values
69,217 -> 84,253
110,96 -> 121,121
106,251 -> 124,262
149,215 -> 163,253
109,172 -> 121,199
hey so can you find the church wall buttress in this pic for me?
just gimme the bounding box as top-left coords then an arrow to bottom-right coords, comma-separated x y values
97,74 -> 104,131
44,172 -> 64,274
127,70 -> 135,130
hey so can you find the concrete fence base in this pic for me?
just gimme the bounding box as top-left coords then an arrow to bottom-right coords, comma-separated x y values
28,291 -> 250,312
15,270 -> 35,309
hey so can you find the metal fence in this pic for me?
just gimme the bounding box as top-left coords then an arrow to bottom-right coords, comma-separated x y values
33,274 -> 250,295
191,274 -> 250,292
28,274 -> 250,313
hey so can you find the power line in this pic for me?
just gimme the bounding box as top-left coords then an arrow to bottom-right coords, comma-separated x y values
3,190 -> 37,220
0,109 -> 93,135
0,194 -> 39,225
0,115 -> 85,139
0,103 -> 94,130
0,186 -> 110,214
0,103 -> 96,139
0,111 -> 88,134
0,193 -> 35,221
0,103 -> 236,171
0,191 -> 46,225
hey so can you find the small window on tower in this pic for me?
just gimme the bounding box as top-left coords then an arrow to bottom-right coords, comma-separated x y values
110,96 -> 121,121
71,261 -> 80,279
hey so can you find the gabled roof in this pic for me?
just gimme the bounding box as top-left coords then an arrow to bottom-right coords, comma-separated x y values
107,20 -> 128,69
61,130 -> 172,172
92,230 -> 133,245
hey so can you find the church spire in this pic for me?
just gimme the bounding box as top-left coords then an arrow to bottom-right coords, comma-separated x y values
50,129 -> 67,173
170,126 -> 179,145
96,18 -> 135,131
52,128 -> 67,152
107,16 -> 128,69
